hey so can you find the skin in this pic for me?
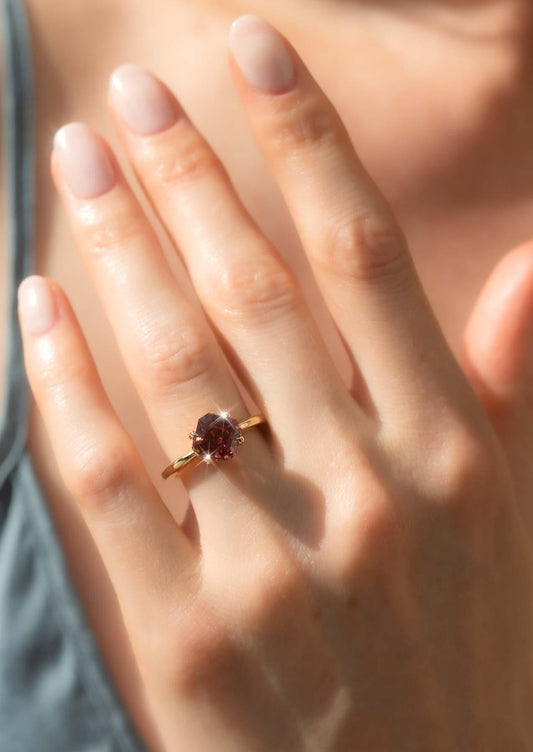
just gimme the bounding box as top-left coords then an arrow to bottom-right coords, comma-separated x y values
7,0 -> 533,748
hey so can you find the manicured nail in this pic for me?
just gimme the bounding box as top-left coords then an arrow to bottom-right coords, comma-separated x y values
229,15 -> 296,93
18,276 -> 57,335
109,64 -> 182,136
54,122 -> 117,199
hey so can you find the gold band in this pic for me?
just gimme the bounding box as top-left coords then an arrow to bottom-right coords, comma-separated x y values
161,414 -> 267,480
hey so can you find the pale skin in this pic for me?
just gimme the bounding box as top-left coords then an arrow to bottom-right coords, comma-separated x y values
8,0 -> 533,749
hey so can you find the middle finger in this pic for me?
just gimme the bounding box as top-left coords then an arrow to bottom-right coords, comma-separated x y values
107,63 -> 359,470
226,15 -> 482,436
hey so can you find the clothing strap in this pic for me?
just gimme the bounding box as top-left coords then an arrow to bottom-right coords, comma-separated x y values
0,0 -> 35,488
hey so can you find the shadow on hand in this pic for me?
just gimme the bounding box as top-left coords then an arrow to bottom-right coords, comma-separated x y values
224,463 -> 326,549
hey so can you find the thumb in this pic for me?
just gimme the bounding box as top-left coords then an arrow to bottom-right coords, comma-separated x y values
461,241 -> 533,525
461,240 -> 533,419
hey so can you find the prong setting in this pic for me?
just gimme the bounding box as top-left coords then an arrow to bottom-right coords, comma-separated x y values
162,413 -> 265,479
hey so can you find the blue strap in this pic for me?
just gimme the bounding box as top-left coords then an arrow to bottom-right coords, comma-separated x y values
0,0 -> 35,488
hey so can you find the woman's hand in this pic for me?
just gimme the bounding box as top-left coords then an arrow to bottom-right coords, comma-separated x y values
18,14 -> 533,751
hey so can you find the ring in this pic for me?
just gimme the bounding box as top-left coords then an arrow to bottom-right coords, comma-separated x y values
161,411 -> 267,479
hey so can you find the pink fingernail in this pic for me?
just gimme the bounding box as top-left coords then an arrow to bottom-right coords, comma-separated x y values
18,276 -> 57,335
53,122 -> 117,199
229,15 -> 296,93
109,64 -> 182,136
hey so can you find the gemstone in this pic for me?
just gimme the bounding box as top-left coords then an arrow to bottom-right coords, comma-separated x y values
191,412 -> 242,462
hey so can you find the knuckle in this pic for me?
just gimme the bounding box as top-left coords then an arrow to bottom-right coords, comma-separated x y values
78,202 -> 152,259
319,213 -> 412,285
66,438 -> 135,505
334,492 -> 402,585
269,94 -> 339,155
213,256 -> 299,321
149,599 -> 234,695
427,423 -> 497,518
139,325 -> 215,396
150,134 -> 224,189
357,492 -> 401,558
321,443 -> 404,585
238,558 -> 307,629
33,353 -> 89,398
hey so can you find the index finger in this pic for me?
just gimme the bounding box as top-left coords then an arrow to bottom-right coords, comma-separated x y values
228,15 -> 477,432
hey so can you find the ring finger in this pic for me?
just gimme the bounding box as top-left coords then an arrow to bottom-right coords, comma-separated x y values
106,63 -> 360,473
51,122 -> 271,547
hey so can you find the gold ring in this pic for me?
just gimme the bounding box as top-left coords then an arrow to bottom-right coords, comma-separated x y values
161,411 -> 267,479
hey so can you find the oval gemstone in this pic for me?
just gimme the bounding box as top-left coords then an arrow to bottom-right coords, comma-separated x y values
192,413 -> 242,462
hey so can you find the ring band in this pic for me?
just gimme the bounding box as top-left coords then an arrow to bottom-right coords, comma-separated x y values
161,412 -> 267,479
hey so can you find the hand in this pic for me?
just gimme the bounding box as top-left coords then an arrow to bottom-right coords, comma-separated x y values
18,14 -> 533,751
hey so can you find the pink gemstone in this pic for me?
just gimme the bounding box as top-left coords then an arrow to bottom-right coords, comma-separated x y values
192,413 -> 242,461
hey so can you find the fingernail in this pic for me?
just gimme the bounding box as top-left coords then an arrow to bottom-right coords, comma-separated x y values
109,64 -> 182,136
18,276 -> 57,335
229,15 -> 296,93
54,122 -> 117,199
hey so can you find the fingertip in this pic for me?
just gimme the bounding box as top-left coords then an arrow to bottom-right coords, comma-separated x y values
228,14 -> 296,94
108,63 -> 183,137
18,275 -> 58,336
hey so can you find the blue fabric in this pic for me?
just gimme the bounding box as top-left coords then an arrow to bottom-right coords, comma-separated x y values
0,1 -> 147,748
